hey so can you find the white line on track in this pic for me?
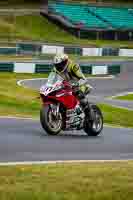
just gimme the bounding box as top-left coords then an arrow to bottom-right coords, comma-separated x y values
17,76 -> 115,87
86,75 -> 115,79
17,78 -> 47,86
0,116 -> 38,120
108,91 -> 133,99
104,103 -> 133,111
0,159 -> 133,166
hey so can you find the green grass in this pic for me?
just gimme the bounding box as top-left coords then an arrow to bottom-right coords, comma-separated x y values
0,55 -> 34,61
115,94 -> 133,101
67,55 -> 133,62
0,161 -> 133,200
0,73 -> 46,118
0,15 -> 82,44
1,54 -> 133,62
99,104 -> 133,128
0,14 -> 133,47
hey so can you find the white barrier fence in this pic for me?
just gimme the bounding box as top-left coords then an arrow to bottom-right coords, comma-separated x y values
119,49 -> 133,57
92,66 -> 108,75
42,45 -> 64,54
14,63 -> 35,73
0,62 -> 120,75
82,48 -> 102,56
0,44 -> 133,56
41,45 -> 133,56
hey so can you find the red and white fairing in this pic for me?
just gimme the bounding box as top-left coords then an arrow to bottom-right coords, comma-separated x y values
40,72 -> 79,109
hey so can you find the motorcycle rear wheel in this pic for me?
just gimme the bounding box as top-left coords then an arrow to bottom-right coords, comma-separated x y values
84,104 -> 103,136
40,104 -> 63,135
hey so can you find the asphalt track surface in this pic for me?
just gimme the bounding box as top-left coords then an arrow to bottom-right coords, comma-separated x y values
0,117 -> 133,162
0,61 -> 133,162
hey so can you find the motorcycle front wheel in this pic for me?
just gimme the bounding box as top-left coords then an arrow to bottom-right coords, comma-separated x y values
40,104 -> 63,135
84,104 -> 103,136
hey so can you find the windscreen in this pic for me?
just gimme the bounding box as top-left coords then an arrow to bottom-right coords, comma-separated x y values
46,72 -> 63,86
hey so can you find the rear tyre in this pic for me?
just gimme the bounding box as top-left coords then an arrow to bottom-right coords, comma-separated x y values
40,104 -> 63,135
84,104 -> 103,136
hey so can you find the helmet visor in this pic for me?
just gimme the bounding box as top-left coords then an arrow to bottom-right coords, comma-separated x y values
54,60 -> 67,72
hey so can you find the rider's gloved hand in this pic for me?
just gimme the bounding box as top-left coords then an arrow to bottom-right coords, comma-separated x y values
71,82 -> 79,88
71,82 -> 79,94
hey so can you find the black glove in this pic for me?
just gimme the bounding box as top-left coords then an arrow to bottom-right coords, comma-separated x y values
76,90 -> 85,99
71,82 -> 79,94
71,82 -> 79,88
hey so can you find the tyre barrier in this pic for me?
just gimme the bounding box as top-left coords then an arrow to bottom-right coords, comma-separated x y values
0,43 -> 133,57
0,62 -> 120,75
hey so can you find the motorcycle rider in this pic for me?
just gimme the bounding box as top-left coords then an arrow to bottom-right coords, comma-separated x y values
53,53 -> 92,112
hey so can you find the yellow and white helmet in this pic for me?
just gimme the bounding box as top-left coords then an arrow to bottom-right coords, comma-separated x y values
53,53 -> 68,72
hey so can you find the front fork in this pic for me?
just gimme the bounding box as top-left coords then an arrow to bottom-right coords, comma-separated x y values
82,102 -> 95,121
50,103 -> 60,119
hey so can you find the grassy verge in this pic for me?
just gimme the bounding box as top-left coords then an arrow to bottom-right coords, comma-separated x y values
39,54 -> 133,62
0,73 -> 45,118
1,55 -> 133,62
99,104 -> 133,128
0,162 -> 133,200
0,55 -> 34,61
0,15 -> 84,45
115,94 -> 133,101
0,14 -> 133,48
0,73 -> 133,128
68,55 -> 133,62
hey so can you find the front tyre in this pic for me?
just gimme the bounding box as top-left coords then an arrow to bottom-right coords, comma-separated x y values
84,104 -> 103,136
40,104 -> 63,135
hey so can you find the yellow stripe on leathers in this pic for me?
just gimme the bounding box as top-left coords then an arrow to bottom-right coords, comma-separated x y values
53,59 -> 91,93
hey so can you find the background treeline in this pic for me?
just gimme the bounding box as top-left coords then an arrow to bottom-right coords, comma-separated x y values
0,0 -> 133,6
0,0 -> 42,4
0,0 -> 133,3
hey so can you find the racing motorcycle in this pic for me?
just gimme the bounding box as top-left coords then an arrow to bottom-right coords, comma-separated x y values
39,71 -> 103,136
